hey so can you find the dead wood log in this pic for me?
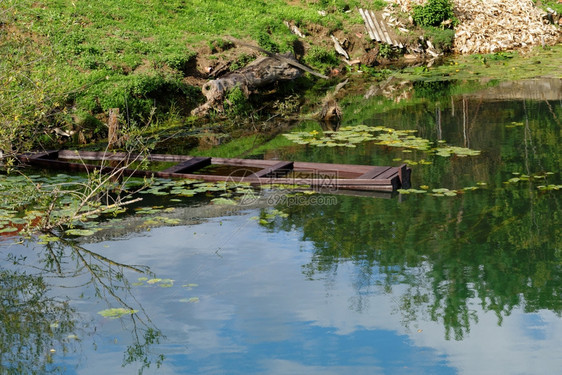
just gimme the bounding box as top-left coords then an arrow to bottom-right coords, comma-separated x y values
192,53 -> 303,116
192,38 -> 329,117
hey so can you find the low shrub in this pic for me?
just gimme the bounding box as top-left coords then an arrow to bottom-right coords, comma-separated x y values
257,32 -> 280,53
224,86 -> 251,116
412,0 -> 457,28
424,27 -> 455,51
159,49 -> 197,73
303,46 -> 339,71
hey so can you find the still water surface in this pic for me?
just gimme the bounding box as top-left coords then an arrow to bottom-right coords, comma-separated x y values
1,78 -> 561,374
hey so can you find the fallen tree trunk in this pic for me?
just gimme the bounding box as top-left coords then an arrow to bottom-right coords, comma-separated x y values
192,53 -> 304,116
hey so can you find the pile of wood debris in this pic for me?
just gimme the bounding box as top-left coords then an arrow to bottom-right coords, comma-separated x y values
387,0 -> 561,54
453,0 -> 560,53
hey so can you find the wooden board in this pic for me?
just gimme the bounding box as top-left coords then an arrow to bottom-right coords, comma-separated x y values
162,157 -> 211,174
358,166 -> 393,179
359,8 -> 402,48
251,161 -> 294,178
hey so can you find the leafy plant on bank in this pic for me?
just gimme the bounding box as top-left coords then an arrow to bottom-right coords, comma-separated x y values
224,86 -> 252,117
423,27 -> 455,51
379,44 -> 398,59
303,46 -> 340,72
412,0 -> 457,28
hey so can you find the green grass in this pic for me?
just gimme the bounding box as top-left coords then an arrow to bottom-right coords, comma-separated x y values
1,0 -> 560,157
537,0 -> 562,15
0,0 -> 362,154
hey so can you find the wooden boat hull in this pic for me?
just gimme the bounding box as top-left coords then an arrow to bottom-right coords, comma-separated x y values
18,150 -> 411,192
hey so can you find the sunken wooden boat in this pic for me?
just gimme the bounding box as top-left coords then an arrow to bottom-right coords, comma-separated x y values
18,150 -> 411,192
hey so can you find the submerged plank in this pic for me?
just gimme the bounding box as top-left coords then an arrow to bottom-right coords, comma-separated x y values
163,157 -> 211,174
251,161 -> 294,178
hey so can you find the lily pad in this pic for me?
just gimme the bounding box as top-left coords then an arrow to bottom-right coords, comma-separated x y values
37,234 -> 60,244
65,228 -> 101,236
179,297 -> 200,303
283,125 -> 479,158
97,308 -> 138,319
0,227 -> 18,234
538,184 -> 562,191
211,198 -> 237,206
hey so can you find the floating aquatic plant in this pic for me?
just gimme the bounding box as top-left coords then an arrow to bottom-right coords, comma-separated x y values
503,172 -> 556,185
0,171 -> 261,240
211,197 -> 237,205
251,208 -> 289,225
142,216 -> 181,226
65,228 -> 102,237
538,184 -> 562,191
284,125 -> 481,157
399,185 -> 483,196
397,188 -> 428,194
97,307 -> 138,319
431,188 -> 458,197
179,297 -> 199,303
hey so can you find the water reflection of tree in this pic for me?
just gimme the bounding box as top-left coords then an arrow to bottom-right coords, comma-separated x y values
269,184 -> 561,340
265,81 -> 562,339
0,269 -> 77,374
1,238 -> 164,373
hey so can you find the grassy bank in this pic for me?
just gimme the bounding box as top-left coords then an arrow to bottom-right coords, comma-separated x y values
0,0 -> 368,156
1,0 -> 560,158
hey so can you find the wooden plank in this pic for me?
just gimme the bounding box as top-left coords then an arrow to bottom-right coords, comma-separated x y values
372,168 -> 400,190
397,164 -> 407,185
254,177 -> 393,186
374,167 -> 399,180
251,161 -> 293,178
59,150 -> 197,163
18,150 -> 59,163
58,151 -> 376,174
398,165 -> 411,189
359,8 -> 401,47
162,157 -> 211,174
370,10 -> 388,44
360,8 -> 385,45
293,161 -> 372,174
59,150 -> 128,161
361,8 -> 375,39
358,166 -> 392,179
377,12 -> 394,46
210,157 -> 282,168
358,8 -> 375,40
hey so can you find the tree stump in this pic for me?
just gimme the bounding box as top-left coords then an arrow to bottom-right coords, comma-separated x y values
107,108 -> 120,150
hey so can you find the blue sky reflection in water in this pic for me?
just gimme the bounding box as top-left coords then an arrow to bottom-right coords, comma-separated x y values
4,208 -> 562,375
1,78 -> 561,374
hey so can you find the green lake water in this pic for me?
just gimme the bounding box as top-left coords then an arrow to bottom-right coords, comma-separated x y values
1,77 -> 561,374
